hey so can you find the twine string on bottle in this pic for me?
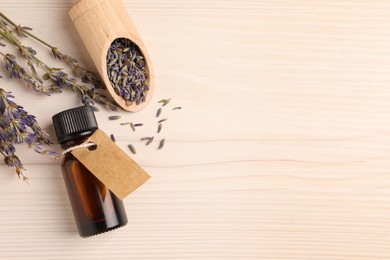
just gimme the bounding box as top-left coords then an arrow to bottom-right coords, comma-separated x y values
55,142 -> 96,160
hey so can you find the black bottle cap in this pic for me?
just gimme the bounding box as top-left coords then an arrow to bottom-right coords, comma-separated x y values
52,106 -> 98,144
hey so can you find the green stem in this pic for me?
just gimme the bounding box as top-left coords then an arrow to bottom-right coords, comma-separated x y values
0,26 -> 51,71
0,12 -> 54,49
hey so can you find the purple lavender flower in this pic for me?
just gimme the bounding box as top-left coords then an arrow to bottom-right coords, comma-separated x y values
0,87 -> 54,179
106,38 -> 149,106
51,47 -> 102,89
1,54 -> 56,95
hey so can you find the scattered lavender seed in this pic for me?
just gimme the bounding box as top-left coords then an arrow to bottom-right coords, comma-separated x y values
157,123 -> 162,133
158,139 -> 165,150
120,122 -> 131,125
109,115 -> 121,120
140,137 -> 151,141
128,144 -> 136,154
158,118 -> 168,124
134,123 -> 144,127
156,107 -> 162,118
110,134 -> 116,142
146,136 -> 154,146
130,122 -> 136,131
172,107 -> 182,110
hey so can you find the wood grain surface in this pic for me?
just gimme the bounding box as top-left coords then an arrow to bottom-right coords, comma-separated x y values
1,0 -> 390,259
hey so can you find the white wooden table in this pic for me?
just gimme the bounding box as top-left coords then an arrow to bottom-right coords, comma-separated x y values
1,0 -> 390,259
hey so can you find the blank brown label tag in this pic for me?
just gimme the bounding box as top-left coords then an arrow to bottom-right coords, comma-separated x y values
71,129 -> 150,199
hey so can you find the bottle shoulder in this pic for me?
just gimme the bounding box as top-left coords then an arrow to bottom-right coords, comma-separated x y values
61,153 -> 80,168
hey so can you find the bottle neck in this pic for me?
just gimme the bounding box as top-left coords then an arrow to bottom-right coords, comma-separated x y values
60,134 -> 93,149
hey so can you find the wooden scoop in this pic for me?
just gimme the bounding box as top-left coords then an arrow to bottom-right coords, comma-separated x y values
69,0 -> 155,112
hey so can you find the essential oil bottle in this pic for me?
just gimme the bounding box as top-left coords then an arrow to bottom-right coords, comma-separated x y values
52,106 -> 128,237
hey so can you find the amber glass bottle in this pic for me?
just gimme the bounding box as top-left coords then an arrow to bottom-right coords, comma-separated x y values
52,106 -> 128,237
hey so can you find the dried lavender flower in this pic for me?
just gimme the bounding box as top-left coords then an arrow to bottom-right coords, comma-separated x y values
158,98 -> 171,107
146,136 -> 154,146
106,38 -> 149,106
0,86 -> 54,179
51,47 -> 102,88
110,134 -> 116,142
172,107 -> 182,110
157,123 -> 162,133
44,69 -> 119,110
156,107 -> 162,118
130,122 -> 136,132
0,53 -> 56,95
158,139 -> 165,150
0,14 -> 120,111
109,115 -> 121,120
128,144 -> 136,154
0,12 -> 102,89
158,118 -> 168,124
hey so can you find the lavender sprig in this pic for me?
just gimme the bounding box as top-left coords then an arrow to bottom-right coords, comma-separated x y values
0,12 -> 102,89
0,86 -> 54,180
0,52 -> 60,95
0,20 -> 120,110
51,48 -> 102,88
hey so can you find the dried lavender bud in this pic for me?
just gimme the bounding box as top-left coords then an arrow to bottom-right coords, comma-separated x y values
108,115 -> 121,120
128,144 -> 136,154
130,122 -> 136,132
172,107 -> 182,110
146,136 -> 154,146
157,123 -> 162,133
134,123 -> 143,127
158,98 -> 171,107
158,139 -> 165,150
110,134 -> 116,142
140,137 -> 151,141
120,122 -> 130,126
156,107 -> 162,118
158,118 -> 168,124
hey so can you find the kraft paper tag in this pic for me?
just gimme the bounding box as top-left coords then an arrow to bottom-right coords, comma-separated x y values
71,129 -> 150,199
